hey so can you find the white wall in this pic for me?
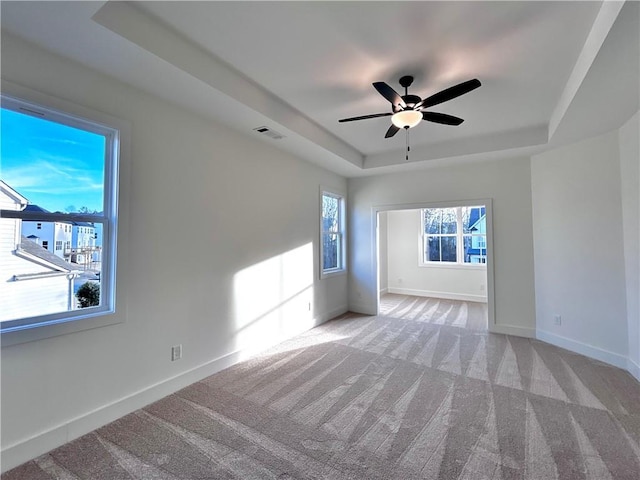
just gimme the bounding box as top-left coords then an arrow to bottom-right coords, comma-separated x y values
619,111 -> 640,379
386,209 -> 487,302
0,34 -> 348,471
531,130 -> 629,369
377,211 -> 388,293
349,157 -> 536,336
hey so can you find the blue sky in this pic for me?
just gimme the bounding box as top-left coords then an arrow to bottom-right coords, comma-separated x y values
1,108 -> 105,213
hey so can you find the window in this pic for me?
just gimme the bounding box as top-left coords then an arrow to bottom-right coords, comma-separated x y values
0,94 -> 120,334
320,189 -> 346,277
421,206 -> 487,265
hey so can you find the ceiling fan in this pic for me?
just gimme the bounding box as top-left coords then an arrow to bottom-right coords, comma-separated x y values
339,76 -> 481,139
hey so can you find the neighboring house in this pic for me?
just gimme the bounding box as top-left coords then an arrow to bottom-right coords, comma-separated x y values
72,222 -> 96,249
71,221 -> 97,264
0,181 -> 77,322
466,206 -> 487,264
21,204 -> 72,260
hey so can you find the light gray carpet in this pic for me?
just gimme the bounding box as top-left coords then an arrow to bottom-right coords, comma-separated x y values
379,294 -> 488,330
4,296 -> 640,479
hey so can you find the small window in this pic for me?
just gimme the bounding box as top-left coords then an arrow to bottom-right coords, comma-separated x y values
421,206 -> 487,266
0,94 -> 120,333
320,189 -> 346,277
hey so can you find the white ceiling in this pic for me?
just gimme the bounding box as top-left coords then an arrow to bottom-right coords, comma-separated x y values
1,1 -> 638,177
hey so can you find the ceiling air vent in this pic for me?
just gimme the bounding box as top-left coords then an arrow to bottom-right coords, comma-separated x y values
253,126 -> 285,140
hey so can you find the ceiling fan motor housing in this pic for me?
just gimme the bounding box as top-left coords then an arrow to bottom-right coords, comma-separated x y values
401,94 -> 421,109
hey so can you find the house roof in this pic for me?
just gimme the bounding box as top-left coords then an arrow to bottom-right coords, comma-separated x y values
19,236 -> 72,272
24,204 -> 51,213
0,180 -> 28,206
72,221 -> 95,227
468,207 -> 486,231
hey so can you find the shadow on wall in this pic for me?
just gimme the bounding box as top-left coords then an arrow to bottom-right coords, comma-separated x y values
233,243 -> 316,359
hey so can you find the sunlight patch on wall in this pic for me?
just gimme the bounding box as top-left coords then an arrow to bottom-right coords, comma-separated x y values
233,243 -> 314,354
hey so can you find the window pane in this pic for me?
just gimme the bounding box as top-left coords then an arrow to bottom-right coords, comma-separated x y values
463,206 -> 486,234
427,236 -> 456,262
463,234 -> 487,263
322,194 -> 339,233
322,233 -> 339,270
0,108 -> 106,214
72,221 -> 104,310
440,208 -> 457,234
0,228 -> 104,322
441,236 -> 457,262
424,209 -> 441,234
427,236 -> 441,261
424,208 -> 456,234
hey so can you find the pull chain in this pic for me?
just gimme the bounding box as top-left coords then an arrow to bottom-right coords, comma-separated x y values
405,126 -> 410,161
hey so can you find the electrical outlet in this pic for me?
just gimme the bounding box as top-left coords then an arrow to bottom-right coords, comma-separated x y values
554,315 -> 562,326
480,284 -> 486,292
171,344 -> 182,361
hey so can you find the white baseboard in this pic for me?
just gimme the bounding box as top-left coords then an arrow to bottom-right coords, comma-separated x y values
627,357 -> 640,382
1,348 -> 242,472
312,305 -> 349,328
536,329 -> 629,370
387,287 -> 487,303
379,288 -> 388,295
0,307 -> 347,474
490,324 -> 535,338
348,302 -> 377,316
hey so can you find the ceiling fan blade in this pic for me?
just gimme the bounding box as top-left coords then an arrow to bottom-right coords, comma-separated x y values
373,82 -> 406,108
385,124 -> 400,138
338,112 -> 393,123
417,78 -> 481,109
422,112 -> 464,126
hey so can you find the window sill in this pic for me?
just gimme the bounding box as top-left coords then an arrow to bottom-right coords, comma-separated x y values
418,263 -> 487,271
1,309 -> 121,347
321,268 -> 347,279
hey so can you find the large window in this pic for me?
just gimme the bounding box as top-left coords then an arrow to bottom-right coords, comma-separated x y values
320,189 -> 346,277
421,206 -> 487,265
0,94 -> 119,333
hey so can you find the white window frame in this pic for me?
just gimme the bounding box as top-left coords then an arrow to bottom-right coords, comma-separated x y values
0,87 -> 126,344
419,206 -> 487,268
320,187 -> 347,278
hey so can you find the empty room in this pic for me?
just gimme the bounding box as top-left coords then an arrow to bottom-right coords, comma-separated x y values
1,2 -> 638,479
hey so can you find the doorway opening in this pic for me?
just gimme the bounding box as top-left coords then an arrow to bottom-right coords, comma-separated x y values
375,200 -> 495,332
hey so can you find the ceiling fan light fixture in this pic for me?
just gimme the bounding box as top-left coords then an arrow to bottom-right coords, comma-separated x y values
391,110 -> 422,129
